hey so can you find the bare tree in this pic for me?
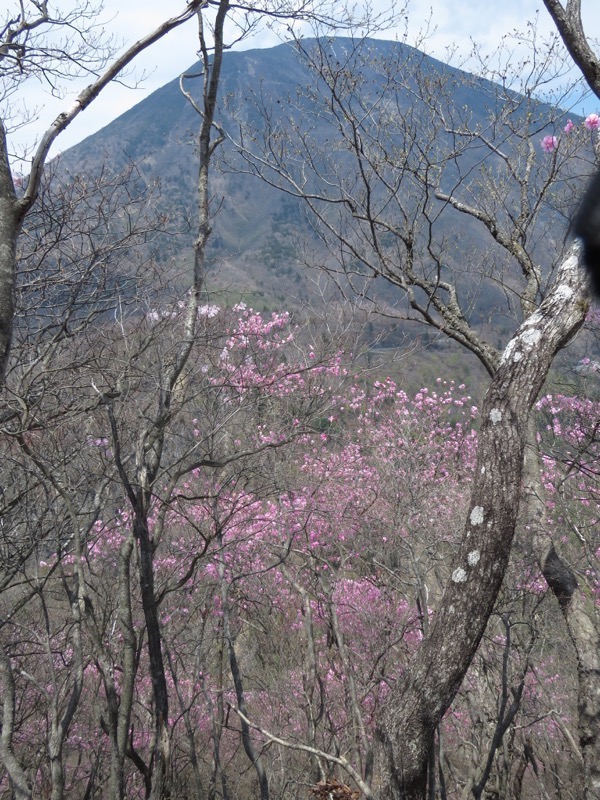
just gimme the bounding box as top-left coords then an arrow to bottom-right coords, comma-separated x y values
0,0 -> 214,386
1,8 -> 368,799
227,33 -> 595,798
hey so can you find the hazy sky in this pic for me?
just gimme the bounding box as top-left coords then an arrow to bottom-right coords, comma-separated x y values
8,0 -> 600,168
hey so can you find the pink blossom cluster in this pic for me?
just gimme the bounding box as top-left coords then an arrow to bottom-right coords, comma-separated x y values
541,113 -> 600,152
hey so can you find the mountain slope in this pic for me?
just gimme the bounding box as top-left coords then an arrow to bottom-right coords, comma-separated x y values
59,37 -> 570,314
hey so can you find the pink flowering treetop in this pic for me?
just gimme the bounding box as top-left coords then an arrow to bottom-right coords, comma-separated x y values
540,112 -> 600,154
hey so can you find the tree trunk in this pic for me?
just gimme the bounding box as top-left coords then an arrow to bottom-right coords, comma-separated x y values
376,246 -> 588,799
108,534 -> 137,800
135,510 -> 171,800
219,554 -> 270,800
0,122 -> 20,383
521,419 -> 600,799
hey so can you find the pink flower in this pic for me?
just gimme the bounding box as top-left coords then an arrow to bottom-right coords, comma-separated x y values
541,135 -> 558,153
563,119 -> 575,134
585,113 -> 600,130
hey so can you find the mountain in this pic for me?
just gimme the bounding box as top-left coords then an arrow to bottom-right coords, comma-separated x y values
59,40 -> 321,307
58,37 -> 572,321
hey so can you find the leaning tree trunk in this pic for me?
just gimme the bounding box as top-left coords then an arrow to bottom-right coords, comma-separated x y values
521,418 -> 600,799
376,246 -> 588,799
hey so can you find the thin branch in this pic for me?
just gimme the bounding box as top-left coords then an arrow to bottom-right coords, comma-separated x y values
228,704 -> 376,800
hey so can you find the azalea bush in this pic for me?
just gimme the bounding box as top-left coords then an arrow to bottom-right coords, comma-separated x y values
1,293 -> 595,799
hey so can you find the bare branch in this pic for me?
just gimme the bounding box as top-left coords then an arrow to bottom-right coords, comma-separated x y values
229,704 -> 376,800
19,0 -> 209,216
542,0 -> 600,99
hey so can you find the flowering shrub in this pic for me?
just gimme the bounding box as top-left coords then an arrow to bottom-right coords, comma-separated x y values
3,301 -> 596,799
541,112 -> 600,153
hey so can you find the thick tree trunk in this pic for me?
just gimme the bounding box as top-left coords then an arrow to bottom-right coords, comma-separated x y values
376,247 -> 588,799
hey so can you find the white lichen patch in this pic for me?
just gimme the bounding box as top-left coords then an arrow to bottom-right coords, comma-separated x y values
470,506 -> 484,526
501,339 -> 516,364
481,466 -> 485,474
554,284 -> 574,301
452,567 -> 467,583
502,314 -> 549,364
524,309 -> 543,328
521,328 -> 541,347
467,550 -> 481,566
66,99 -> 82,116
489,408 -> 502,424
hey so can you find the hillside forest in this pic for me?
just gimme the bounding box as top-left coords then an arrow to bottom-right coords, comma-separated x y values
1,2 -> 600,800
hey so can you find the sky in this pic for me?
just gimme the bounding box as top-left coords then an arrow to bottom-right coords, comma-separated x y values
6,0 -> 600,170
